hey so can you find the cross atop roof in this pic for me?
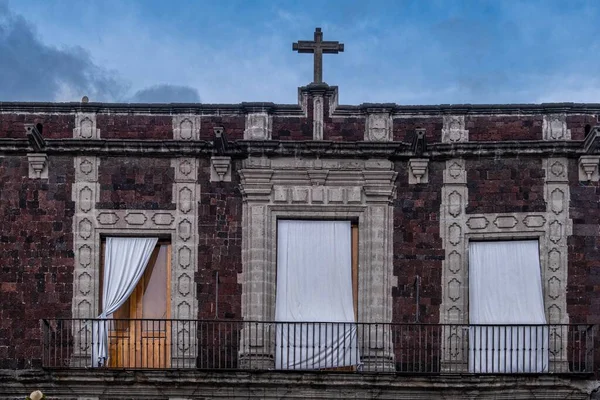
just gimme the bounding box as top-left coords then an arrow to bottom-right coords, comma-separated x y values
293,28 -> 344,84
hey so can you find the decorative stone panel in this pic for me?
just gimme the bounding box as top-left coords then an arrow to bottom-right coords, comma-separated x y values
543,114 -> 571,140
71,156 -> 200,368
244,113 -> 272,140
73,113 -> 100,139
365,113 -> 392,142
439,157 -> 571,371
173,115 -> 201,140
238,157 -> 397,371
442,116 -> 468,143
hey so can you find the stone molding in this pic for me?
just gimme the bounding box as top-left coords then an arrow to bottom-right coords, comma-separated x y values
238,156 -> 398,370
0,369 -> 594,400
365,112 -> 393,142
73,113 -> 100,139
244,113 -> 272,140
578,155 -> 600,182
442,116 -> 469,143
439,157 -> 571,370
71,156 -> 200,367
27,153 -> 48,179
543,114 -> 571,141
172,115 -> 201,140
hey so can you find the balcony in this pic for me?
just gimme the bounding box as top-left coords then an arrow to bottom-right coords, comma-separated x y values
41,319 -> 596,375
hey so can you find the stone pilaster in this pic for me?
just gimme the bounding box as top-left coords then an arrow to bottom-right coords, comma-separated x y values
170,157 -> 201,367
543,157 -> 571,371
71,155 -> 101,366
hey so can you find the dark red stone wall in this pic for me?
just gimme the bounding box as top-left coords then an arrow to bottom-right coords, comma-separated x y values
272,115 -> 312,140
568,158 -> 600,324
323,116 -> 364,141
394,117 -> 443,143
0,155 -> 74,368
97,157 -> 175,209
197,159 -> 242,320
393,161 -> 444,324
200,116 -> 245,140
466,158 -> 546,214
272,100 -> 313,141
567,114 -> 598,141
567,158 -> 600,370
0,113 -> 74,139
97,115 -> 173,139
467,116 -> 543,141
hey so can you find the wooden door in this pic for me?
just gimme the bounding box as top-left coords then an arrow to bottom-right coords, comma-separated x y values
107,242 -> 171,368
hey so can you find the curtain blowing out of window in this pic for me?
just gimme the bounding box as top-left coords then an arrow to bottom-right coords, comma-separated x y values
469,240 -> 548,373
92,237 -> 158,367
275,220 -> 359,370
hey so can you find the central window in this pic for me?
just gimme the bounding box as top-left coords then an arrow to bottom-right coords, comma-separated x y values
274,220 -> 359,369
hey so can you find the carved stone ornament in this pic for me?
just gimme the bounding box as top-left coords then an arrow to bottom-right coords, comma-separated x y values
442,115 -> 468,143
211,156 -> 232,182
27,153 -> 48,179
173,115 -> 201,140
73,113 -> 100,139
244,113 -> 272,140
408,158 -> 429,184
365,113 -> 392,142
578,155 -> 600,182
543,114 -> 571,140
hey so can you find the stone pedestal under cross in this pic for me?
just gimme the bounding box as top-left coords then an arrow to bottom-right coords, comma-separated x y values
293,28 -> 344,84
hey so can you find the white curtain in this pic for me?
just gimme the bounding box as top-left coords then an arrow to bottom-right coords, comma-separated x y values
275,220 -> 358,370
469,240 -> 548,373
92,237 -> 158,366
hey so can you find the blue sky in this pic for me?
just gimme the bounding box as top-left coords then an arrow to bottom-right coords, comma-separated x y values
1,0 -> 599,105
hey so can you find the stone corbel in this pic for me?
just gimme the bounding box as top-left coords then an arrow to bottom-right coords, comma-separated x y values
210,156 -> 232,182
578,155 -> 600,182
27,153 -> 48,179
25,124 -> 48,179
408,158 -> 429,184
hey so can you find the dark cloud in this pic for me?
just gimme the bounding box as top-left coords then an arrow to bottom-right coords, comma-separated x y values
128,84 -> 201,103
0,2 -> 126,101
0,2 -> 200,103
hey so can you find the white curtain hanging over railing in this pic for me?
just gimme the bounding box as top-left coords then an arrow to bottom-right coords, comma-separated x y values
469,240 -> 548,373
92,237 -> 158,367
275,220 -> 358,370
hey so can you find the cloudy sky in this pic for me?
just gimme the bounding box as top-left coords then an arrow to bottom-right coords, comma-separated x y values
1,0 -> 599,105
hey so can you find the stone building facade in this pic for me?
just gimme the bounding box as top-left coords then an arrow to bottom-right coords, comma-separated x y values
1,80 -> 600,398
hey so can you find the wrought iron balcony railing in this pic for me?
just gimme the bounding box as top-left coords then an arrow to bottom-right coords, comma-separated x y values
41,319 -> 596,374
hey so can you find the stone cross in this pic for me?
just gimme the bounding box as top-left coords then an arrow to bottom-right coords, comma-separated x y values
293,27 -> 344,84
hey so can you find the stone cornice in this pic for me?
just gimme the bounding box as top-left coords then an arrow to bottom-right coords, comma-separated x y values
3,101 -> 600,117
0,138 -> 591,158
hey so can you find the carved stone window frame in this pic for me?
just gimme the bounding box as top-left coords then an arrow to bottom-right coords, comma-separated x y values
71,156 -> 200,367
238,157 -> 397,370
439,157 -> 571,371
